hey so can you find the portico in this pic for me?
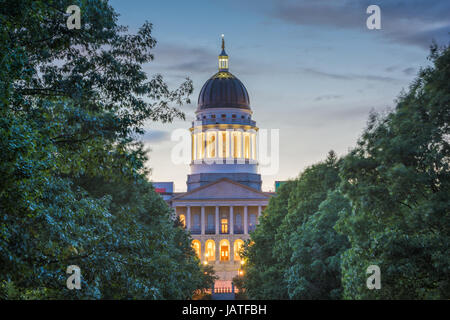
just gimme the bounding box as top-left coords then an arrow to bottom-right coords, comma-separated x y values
170,178 -> 270,282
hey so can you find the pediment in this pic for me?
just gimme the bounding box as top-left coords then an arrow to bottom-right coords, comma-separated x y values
171,178 -> 270,201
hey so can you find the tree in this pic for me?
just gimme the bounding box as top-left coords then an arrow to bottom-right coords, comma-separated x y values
286,191 -> 350,299
240,180 -> 297,299
0,0 -> 211,299
336,44 -> 450,299
241,151 -> 344,299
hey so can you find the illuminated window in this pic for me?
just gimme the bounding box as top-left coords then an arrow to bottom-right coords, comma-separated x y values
205,240 -> 215,261
232,132 -> 241,158
244,134 -> 250,159
220,240 -> 230,261
179,214 -> 186,228
207,132 -> 216,158
221,132 -> 227,158
192,240 -> 201,259
234,239 -> 244,261
197,132 -> 204,159
221,218 -> 228,234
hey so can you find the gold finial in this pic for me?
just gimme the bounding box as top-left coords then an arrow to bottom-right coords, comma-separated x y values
221,34 -> 225,50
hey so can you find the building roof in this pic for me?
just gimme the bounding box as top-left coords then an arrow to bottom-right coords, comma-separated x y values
170,178 -> 273,203
196,36 -> 250,112
197,72 -> 250,111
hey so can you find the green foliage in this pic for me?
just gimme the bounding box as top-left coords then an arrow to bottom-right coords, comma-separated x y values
0,0 -> 211,299
242,45 -> 449,300
286,191 -> 350,299
242,151 -> 345,299
335,44 -> 450,299
241,180 -> 297,299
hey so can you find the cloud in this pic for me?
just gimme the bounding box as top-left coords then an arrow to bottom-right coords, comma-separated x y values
151,42 -> 217,74
402,67 -> 416,76
299,67 -> 400,83
139,129 -> 171,143
314,94 -> 342,101
268,0 -> 450,49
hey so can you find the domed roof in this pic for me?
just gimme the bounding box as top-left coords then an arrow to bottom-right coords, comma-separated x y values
197,71 -> 250,111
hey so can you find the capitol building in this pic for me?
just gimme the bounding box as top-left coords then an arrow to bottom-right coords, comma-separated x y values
156,37 -> 274,289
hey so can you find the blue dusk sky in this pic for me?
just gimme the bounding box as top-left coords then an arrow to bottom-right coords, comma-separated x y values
109,0 -> 449,192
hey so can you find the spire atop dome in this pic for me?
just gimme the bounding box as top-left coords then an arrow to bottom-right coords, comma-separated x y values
218,34 -> 229,71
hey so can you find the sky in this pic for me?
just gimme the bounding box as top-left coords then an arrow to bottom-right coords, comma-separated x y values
109,0 -> 449,192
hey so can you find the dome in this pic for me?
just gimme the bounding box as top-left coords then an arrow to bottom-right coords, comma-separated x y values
197,71 -> 250,111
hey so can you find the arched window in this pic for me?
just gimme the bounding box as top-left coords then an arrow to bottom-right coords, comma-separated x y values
234,239 -> 244,261
220,239 -> 230,261
205,240 -> 215,261
192,240 -> 201,259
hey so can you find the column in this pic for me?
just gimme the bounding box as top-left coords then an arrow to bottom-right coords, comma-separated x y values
201,206 -> 205,235
244,206 -> 248,234
240,130 -> 244,160
258,205 -> 262,218
215,131 -> 219,160
186,206 -> 191,231
216,239 -> 220,262
215,206 -> 219,234
230,240 -> 234,262
191,133 -> 195,162
229,205 -> 234,235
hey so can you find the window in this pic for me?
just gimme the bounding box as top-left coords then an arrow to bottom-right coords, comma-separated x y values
205,240 -> 215,261
192,214 -> 201,234
192,240 -> 201,259
221,217 -> 228,234
235,213 -> 242,234
179,214 -> 186,228
232,114 -> 236,119
221,132 -> 227,158
197,133 -> 204,159
207,214 -> 214,233
244,134 -> 250,159
211,114 -> 216,119
234,239 -> 244,261
207,132 -> 216,158
232,132 -> 241,158
249,213 -> 257,233
221,114 -> 226,118
220,240 -> 230,261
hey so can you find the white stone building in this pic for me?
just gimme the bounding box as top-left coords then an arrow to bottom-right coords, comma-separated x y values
167,37 -> 274,288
